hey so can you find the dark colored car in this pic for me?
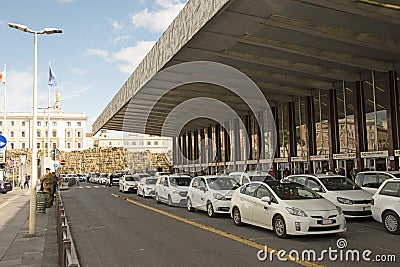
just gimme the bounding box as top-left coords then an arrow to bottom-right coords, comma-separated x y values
0,180 -> 12,194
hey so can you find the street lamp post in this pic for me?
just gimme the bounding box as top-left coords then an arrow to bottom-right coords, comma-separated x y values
8,23 -> 62,235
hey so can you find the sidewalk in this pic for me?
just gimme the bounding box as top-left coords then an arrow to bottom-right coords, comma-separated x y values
0,188 -> 59,266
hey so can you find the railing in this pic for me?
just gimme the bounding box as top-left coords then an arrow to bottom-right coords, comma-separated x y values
56,191 -> 80,267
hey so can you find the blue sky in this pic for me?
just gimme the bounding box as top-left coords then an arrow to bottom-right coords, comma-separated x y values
0,0 -> 188,133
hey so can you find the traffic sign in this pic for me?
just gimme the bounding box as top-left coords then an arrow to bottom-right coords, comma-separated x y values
60,159 -> 66,166
0,135 -> 7,149
54,163 -> 59,169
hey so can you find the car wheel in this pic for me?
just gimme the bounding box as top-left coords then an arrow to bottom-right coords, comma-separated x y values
207,202 -> 215,218
168,195 -> 172,206
233,207 -> 242,226
273,215 -> 288,239
187,198 -> 194,212
383,211 -> 400,235
156,193 -> 161,203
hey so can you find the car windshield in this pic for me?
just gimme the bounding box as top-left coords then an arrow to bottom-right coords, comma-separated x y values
145,179 -> 157,185
139,174 -> 150,178
207,177 -> 239,190
170,177 -> 191,186
268,182 -> 322,200
125,176 -> 135,181
319,177 -> 361,191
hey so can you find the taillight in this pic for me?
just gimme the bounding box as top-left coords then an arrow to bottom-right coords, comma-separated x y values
371,198 -> 374,205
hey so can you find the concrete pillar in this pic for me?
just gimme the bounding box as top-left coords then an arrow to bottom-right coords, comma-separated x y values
385,71 -> 400,170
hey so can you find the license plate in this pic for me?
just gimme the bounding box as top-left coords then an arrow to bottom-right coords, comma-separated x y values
321,219 -> 334,225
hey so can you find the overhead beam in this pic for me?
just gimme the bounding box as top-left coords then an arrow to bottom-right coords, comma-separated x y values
292,0 -> 400,24
187,47 -> 360,81
226,11 -> 400,54
203,30 -> 394,72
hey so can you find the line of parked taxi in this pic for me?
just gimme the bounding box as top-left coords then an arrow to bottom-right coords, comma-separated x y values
118,170 -> 400,238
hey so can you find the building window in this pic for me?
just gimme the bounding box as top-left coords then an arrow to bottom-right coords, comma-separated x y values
37,143 -> 40,149
45,143 -> 48,149
77,122 -> 81,127
52,130 -> 57,137
109,142 -> 112,146
147,141 -> 151,145
45,131 -> 48,138
52,122 -> 57,126
11,143 -> 14,149
37,121 -> 41,126
37,130 -> 41,138
67,122 -> 71,127
22,121 -> 25,126
67,143 -> 71,149
77,131 -> 81,138
11,121 -> 14,127
0,131 -> 2,135
10,131 -> 14,138
154,141 -> 158,146
139,141 -> 144,146
0,121 -> 2,126
45,122 -> 48,127
67,131 -> 71,138
21,143 -> 26,149
77,143 -> 82,149
21,131 -> 25,138
53,143 -> 56,149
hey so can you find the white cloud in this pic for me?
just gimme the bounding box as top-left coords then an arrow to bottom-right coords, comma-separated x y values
57,0 -> 75,3
130,0 -> 187,33
110,35 -> 130,45
109,19 -> 123,30
70,68 -> 87,75
3,70 -> 33,112
85,49 -> 109,60
111,41 -> 156,74
86,41 -> 156,75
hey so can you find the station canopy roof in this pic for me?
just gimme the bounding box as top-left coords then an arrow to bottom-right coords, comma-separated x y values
93,0 -> 400,137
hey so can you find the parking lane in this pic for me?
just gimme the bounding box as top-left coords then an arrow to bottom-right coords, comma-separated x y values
112,190 -> 399,266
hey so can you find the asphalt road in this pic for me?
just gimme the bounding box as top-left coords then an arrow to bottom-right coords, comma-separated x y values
61,183 -> 399,267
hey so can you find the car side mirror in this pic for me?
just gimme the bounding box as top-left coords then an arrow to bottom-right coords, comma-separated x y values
312,188 -> 322,192
261,196 -> 271,203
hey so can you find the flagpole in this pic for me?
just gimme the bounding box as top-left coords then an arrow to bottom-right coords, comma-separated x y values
48,62 -> 51,159
2,64 -> 6,164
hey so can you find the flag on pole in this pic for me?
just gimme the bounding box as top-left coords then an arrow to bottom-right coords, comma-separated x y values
48,66 -> 58,87
0,66 -> 5,84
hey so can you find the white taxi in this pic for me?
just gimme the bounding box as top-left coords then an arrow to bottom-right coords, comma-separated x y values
155,175 -> 192,206
187,175 -> 239,217
288,174 -> 373,218
371,178 -> 400,234
230,180 -> 346,238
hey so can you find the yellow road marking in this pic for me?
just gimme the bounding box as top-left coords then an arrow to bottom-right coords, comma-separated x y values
112,193 -> 324,267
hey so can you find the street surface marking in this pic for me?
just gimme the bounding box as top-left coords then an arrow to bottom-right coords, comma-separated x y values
0,195 -> 20,209
112,193 -> 323,267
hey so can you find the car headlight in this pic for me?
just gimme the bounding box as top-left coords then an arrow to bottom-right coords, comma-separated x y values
337,197 -> 354,205
336,206 -> 343,215
286,207 -> 308,217
213,193 -> 226,200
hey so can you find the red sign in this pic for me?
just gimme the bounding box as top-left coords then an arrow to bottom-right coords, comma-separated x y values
60,159 -> 66,166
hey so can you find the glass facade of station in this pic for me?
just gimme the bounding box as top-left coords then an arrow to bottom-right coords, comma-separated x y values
173,70 -> 400,178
